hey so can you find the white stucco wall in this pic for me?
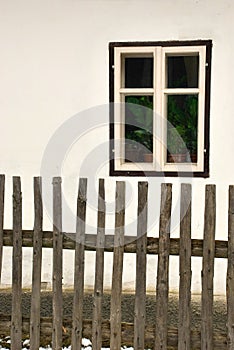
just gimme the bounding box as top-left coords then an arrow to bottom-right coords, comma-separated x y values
0,0 -> 233,294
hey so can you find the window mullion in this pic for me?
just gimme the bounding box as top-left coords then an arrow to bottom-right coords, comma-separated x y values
119,88 -> 154,95
197,45 -> 206,170
114,48 -> 122,170
154,46 -> 163,171
163,88 -> 200,94
160,47 -> 167,169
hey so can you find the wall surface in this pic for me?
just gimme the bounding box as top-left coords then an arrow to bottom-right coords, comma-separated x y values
0,0 -> 233,294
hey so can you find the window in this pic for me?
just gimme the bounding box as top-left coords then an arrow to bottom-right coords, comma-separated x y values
109,40 -> 212,177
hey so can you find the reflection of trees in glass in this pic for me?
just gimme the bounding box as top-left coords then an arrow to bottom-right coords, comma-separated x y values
125,96 -> 153,153
124,94 -> 198,162
167,95 -> 198,157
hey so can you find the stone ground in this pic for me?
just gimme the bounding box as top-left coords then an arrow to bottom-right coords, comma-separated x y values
0,290 -> 227,333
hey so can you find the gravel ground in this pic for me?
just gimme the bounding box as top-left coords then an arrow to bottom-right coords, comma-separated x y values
0,290 -> 227,333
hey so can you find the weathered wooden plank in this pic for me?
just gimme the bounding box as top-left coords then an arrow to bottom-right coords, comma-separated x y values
52,177 -> 63,350
92,179 -> 105,350
72,178 -> 87,350
134,181 -> 148,350
1,229 -> 229,258
201,184 -> 216,350
110,181 -> 125,350
155,183 -> 172,350
227,185 -> 234,348
0,174 -> 5,282
30,177 -> 43,350
178,184 -> 192,349
11,176 -> 22,350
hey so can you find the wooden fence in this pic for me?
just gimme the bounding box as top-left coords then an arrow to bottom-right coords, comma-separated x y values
0,174 -> 234,349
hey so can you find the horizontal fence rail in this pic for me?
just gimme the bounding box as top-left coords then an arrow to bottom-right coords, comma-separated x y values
0,175 -> 233,349
0,230 -> 229,257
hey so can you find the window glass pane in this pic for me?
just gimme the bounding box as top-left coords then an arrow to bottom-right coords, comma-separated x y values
125,57 -> 153,88
125,96 -> 153,163
167,94 -> 198,163
167,55 -> 199,88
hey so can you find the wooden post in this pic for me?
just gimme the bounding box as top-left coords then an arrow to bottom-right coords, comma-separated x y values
30,177 -> 43,350
155,183 -> 172,350
201,185 -> 216,350
52,177 -> 63,350
72,178 -> 87,350
0,174 -> 5,282
11,177 -> 22,350
92,179 -> 105,350
110,181 -> 125,350
178,184 -> 192,349
134,182 -> 148,350
227,185 -> 234,348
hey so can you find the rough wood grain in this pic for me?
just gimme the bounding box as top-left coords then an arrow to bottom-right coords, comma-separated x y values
92,179 -> 105,350
11,176 -> 22,350
134,182 -> 148,350
178,184 -> 192,349
0,174 -> 5,282
227,185 -> 234,348
1,230 -> 229,258
52,177 -> 63,350
110,181 -> 125,350
30,177 -> 43,350
72,178 -> 87,350
155,183 -> 172,350
201,185 -> 216,350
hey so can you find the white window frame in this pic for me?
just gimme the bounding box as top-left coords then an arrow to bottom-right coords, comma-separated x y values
113,44 -> 207,174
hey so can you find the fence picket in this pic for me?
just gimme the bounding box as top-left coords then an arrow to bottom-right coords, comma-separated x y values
52,177 -> 63,350
30,177 -> 43,350
110,181 -> 125,350
72,178 -> 88,350
134,182 -> 148,350
201,185 -> 216,350
11,177 -> 22,350
92,179 -> 105,350
227,185 -> 234,348
0,176 -> 232,349
0,175 -> 5,282
178,184 -> 192,349
155,183 -> 172,350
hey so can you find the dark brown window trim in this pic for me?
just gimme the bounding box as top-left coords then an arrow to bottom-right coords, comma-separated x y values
109,40 -> 212,178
